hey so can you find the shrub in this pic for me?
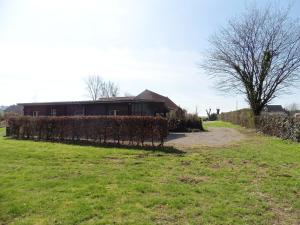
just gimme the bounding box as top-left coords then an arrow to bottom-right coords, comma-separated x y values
208,113 -> 218,121
6,116 -> 169,147
168,113 -> 204,132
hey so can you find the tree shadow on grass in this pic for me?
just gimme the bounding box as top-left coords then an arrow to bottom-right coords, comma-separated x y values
4,137 -> 185,155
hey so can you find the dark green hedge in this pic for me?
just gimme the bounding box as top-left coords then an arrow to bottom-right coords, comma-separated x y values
6,116 -> 168,146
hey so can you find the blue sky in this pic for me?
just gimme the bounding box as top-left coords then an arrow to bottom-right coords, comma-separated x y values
0,0 -> 299,115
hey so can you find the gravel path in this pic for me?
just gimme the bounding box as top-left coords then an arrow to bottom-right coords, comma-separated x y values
165,127 -> 245,148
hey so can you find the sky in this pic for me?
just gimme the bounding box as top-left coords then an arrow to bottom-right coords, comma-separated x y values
0,0 -> 299,115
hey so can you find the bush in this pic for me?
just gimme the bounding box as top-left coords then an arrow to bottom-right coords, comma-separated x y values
208,113 -> 218,121
168,114 -> 204,132
6,116 -> 169,147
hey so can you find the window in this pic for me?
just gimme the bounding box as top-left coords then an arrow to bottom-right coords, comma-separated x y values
33,111 -> 39,117
51,109 -> 57,116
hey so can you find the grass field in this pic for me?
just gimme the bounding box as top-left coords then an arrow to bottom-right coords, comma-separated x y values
0,123 -> 299,225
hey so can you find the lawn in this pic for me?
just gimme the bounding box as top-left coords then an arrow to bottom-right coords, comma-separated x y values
0,123 -> 299,225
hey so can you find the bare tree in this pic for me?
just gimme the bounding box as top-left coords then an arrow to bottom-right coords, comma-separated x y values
104,81 -> 119,98
85,76 -> 103,101
85,75 -> 120,100
202,5 -> 300,115
206,108 -> 212,119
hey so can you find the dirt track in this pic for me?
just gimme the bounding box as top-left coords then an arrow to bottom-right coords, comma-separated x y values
165,127 -> 245,148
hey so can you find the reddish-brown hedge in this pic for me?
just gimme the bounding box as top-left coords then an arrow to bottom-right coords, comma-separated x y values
6,116 -> 169,146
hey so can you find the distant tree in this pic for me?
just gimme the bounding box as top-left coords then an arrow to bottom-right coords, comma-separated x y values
206,108 -> 218,121
85,75 -> 120,100
85,76 -> 103,101
206,108 -> 212,119
202,5 -> 300,116
104,81 -> 119,98
4,105 -> 23,115
286,103 -> 299,115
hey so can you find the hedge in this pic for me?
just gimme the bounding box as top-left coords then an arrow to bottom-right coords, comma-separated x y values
219,109 -> 300,142
256,114 -> 300,142
219,109 -> 255,129
168,116 -> 204,132
6,116 -> 169,147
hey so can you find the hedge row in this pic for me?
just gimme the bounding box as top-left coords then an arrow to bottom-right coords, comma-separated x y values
219,109 -> 300,142
168,116 -> 204,132
256,114 -> 300,142
219,109 -> 255,129
6,116 -> 169,146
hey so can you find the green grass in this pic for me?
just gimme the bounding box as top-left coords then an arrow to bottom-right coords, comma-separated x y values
203,120 -> 241,129
0,126 -> 299,225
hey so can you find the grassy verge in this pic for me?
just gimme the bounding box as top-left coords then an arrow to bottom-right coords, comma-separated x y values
203,120 -> 240,129
0,126 -> 299,224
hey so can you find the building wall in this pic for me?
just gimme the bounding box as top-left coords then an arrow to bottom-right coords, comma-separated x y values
85,104 -> 107,115
24,105 -> 49,116
24,104 -> 83,116
23,102 -> 167,117
132,102 -> 167,116
66,104 -> 85,116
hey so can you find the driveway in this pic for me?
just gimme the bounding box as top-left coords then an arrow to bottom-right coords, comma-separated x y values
165,127 -> 245,148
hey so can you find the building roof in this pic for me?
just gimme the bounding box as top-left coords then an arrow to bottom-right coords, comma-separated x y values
134,90 -> 178,110
264,105 -> 285,112
18,98 -> 158,106
18,90 -> 179,110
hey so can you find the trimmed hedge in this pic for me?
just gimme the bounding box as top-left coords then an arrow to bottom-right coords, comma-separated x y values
219,109 -> 300,142
256,114 -> 300,142
6,116 -> 169,146
219,109 -> 255,129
